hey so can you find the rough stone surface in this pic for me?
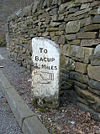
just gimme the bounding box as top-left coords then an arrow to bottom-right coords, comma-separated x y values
70,71 -> 88,84
90,55 -> 100,66
75,87 -> 100,113
81,39 -> 100,47
77,32 -> 97,39
75,0 -> 93,4
93,15 -> 100,23
65,44 -> 93,63
75,87 -> 96,104
84,24 -> 100,32
79,17 -> 92,27
65,34 -> 76,40
66,21 -> 80,34
91,1 -> 100,7
80,3 -> 90,9
74,80 -> 88,90
66,45 -> 84,61
88,65 -> 100,81
32,37 -> 60,108
83,47 -> 94,63
88,79 -> 100,90
94,44 -> 100,55
68,40 -> 80,45
88,87 -> 100,96
73,8 -> 91,16
75,62 -> 87,74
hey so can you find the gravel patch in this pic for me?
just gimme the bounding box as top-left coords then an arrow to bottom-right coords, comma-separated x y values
1,47 -> 100,134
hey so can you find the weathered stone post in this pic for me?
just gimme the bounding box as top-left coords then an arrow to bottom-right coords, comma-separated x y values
31,37 -> 60,109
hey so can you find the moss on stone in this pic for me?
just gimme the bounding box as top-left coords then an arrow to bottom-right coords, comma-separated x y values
60,54 -> 66,69
0,36 -> 6,47
32,97 -> 59,110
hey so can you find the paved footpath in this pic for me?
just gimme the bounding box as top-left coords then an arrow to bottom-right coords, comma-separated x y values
0,47 -> 23,134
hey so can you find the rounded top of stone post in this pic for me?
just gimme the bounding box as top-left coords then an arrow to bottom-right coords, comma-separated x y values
32,37 -> 60,54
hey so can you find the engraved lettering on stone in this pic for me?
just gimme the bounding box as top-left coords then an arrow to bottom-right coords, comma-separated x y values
31,37 -> 60,107
33,70 -> 54,84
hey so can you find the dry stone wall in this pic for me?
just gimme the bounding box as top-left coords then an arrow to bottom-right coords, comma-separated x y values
0,0 -> 35,39
7,0 -> 100,120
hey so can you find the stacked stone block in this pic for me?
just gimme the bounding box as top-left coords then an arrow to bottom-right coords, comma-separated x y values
7,0 -> 100,120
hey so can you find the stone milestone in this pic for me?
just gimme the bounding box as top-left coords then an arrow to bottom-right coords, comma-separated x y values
32,37 -> 60,108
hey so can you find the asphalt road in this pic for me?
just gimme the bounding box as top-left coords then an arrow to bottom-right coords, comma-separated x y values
0,47 -> 23,134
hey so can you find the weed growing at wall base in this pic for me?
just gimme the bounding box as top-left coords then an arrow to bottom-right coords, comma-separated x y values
0,36 -> 6,47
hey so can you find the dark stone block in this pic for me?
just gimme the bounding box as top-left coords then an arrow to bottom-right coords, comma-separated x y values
88,79 -> 100,90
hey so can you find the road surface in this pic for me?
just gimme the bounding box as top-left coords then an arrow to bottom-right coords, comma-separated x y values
0,47 -> 23,134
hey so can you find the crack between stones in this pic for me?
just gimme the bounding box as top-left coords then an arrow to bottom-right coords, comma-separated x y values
21,114 -> 36,128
